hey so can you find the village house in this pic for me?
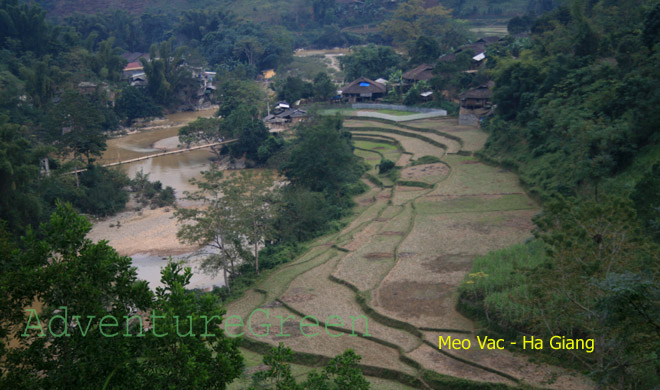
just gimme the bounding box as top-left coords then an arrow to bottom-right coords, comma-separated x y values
458,81 -> 494,125
263,101 -> 306,129
402,63 -> 434,86
340,77 -> 387,102
435,36 -> 503,72
77,82 -> 116,106
121,52 -> 149,79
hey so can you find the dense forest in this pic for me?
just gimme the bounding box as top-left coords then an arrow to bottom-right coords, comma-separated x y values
460,1 -> 660,388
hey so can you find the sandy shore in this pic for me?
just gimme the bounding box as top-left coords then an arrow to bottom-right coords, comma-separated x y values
152,136 -> 182,151
88,207 -> 197,257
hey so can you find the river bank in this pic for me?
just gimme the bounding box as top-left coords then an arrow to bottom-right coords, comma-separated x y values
88,107 -> 222,289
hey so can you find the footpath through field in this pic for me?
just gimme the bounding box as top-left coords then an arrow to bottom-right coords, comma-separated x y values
225,117 -> 595,390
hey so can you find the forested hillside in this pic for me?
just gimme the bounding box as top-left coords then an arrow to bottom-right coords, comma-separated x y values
462,1 -> 660,388
33,0 -> 552,24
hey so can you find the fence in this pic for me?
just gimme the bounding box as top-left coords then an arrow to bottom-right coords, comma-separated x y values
352,103 -> 446,115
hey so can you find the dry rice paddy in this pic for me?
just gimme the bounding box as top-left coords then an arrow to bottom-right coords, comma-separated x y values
225,117 -> 594,389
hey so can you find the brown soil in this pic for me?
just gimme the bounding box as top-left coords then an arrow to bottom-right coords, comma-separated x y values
364,252 -> 393,259
396,185 -> 426,192
358,197 -> 376,204
281,288 -> 317,304
398,252 -> 416,258
400,163 -> 449,180
396,154 -> 412,167
272,321 -> 306,340
380,231 -> 405,236
376,281 -> 455,319
423,254 -> 473,273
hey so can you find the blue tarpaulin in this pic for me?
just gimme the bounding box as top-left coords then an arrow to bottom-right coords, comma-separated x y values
359,82 -> 370,87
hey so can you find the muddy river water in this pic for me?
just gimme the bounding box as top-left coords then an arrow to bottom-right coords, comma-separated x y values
99,108 -> 226,291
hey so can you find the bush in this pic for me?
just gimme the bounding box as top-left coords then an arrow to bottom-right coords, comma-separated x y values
411,155 -> 441,165
76,166 -> 130,216
378,158 -> 395,173
129,170 -> 176,208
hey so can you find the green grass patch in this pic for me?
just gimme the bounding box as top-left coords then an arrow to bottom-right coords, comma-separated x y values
278,55 -> 342,81
458,240 -> 546,332
411,155 -> 442,166
362,109 -> 417,116
415,194 -> 535,214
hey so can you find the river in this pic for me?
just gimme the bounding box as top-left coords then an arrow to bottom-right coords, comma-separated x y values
94,108 -> 227,291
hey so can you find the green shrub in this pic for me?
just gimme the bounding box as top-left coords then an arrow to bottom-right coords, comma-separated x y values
378,158 -> 395,174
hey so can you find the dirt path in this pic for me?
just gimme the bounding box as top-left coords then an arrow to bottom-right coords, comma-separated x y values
294,48 -> 348,72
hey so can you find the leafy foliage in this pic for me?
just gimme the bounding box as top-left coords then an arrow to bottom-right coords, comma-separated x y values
115,86 -> 162,126
339,44 -> 402,81
379,0 -> 470,50
251,344 -> 370,390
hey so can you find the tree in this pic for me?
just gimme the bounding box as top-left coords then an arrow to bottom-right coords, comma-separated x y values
311,0 -> 336,25
86,37 -> 127,81
175,167 -> 243,289
631,162 -> 660,241
312,72 -> 336,101
222,170 -> 276,274
507,15 -> 535,35
234,36 -> 265,67
643,2 -> 660,49
215,78 -> 266,118
379,0 -> 468,50
178,117 -> 226,158
408,36 -> 441,65
529,196 -> 660,385
0,202 -> 152,389
253,344 -> 370,389
141,39 -> 196,107
115,87 -> 162,126
277,76 -> 313,104
224,105 -> 270,162
0,203 -> 244,389
339,45 -> 402,81
130,261 -> 244,389
0,119 -> 46,236
283,115 -> 363,197
48,89 -> 108,165
176,167 -> 277,278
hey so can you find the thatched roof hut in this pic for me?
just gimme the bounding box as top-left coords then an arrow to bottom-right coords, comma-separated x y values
341,77 -> 386,101
402,63 -> 434,83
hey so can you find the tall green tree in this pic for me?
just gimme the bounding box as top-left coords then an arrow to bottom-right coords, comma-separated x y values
215,78 -> 266,118
312,72 -> 336,100
253,344 -> 370,389
283,115 -> 363,197
175,167 -> 243,289
1,203 -> 244,389
178,117 -> 226,158
0,202 -> 152,389
48,89 -> 108,165
130,261 -> 244,389
224,105 -> 270,162
115,86 -> 163,126
222,170 -> 276,274
339,45 -> 402,81
141,39 -> 196,107
379,0 -> 469,50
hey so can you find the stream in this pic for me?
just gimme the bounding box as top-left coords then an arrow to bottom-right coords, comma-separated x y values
100,108 -> 226,291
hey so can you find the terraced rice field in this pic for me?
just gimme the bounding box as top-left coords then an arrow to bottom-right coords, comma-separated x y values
224,117 -> 595,389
